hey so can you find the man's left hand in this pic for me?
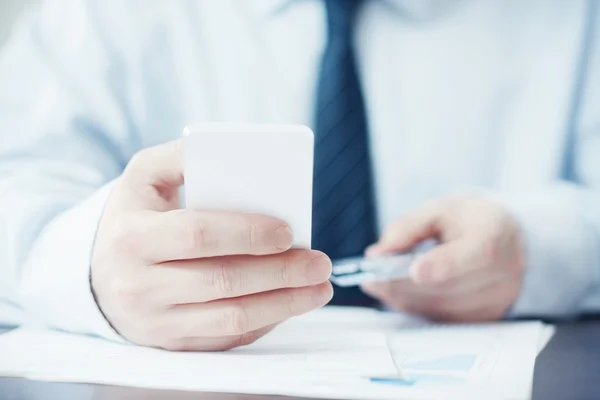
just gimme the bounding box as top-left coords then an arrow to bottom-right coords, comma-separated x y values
362,195 -> 526,322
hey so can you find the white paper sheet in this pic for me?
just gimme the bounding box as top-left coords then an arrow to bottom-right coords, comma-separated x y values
537,324 -> 556,353
0,307 -> 553,400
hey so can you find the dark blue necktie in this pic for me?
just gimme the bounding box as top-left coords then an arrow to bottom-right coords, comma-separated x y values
312,0 -> 377,307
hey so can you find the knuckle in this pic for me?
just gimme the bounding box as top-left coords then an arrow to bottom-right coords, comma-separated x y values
235,329 -> 264,348
211,261 -> 241,296
285,290 -> 301,315
236,216 -> 268,252
125,149 -> 148,174
237,218 -> 262,253
110,219 -> 138,256
246,223 -> 257,251
165,139 -> 182,158
111,276 -> 147,309
218,305 -> 251,336
277,252 -> 294,286
180,216 -> 213,252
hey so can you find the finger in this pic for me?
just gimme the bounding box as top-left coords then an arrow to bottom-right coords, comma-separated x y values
361,279 -> 429,312
406,278 -> 517,322
425,267 -> 505,294
360,280 -> 402,302
122,140 -> 184,209
361,267 -> 502,306
361,275 -> 509,321
366,201 -> 442,257
161,324 -> 277,352
164,282 -> 333,337
361,278 -> 441,305
131,210 -> 294,262
409,240 -> 484,285
148,250 -> 332,305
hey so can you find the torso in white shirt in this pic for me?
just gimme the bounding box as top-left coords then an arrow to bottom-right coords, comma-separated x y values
1,0 -> 599,326
104,0 -> 592,229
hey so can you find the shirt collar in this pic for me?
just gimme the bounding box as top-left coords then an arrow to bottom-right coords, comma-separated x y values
247,0 -> 459,20
246,0 -> 289,19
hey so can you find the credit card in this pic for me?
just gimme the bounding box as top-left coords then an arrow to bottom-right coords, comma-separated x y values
329,240 -> 437,287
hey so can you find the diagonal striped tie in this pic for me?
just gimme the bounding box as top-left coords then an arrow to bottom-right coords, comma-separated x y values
312,0 -> 377,307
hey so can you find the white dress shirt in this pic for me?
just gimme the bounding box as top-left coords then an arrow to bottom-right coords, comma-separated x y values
0,0 -> 599,339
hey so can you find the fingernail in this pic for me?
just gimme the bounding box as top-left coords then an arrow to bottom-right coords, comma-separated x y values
274,226 -> 293,250
307,254 -> 332,282
313,281 -> 334,305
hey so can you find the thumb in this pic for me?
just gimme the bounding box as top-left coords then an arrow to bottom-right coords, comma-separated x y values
122,139 -> 184,210
367,201 -> 441,256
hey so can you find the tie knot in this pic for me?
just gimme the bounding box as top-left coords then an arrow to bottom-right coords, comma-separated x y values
323,0 -> 364,41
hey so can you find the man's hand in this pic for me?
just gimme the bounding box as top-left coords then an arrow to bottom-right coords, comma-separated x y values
362,195 -> 525,322
91,140 -> 333,351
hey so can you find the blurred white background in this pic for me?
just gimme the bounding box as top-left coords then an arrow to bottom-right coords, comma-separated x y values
0,0 -> 38,322
0,0 -> 38,49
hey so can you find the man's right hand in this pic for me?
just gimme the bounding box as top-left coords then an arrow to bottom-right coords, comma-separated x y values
91,140 -> 333,351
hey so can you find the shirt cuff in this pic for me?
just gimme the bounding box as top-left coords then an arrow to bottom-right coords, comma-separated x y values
495,193 -> 599,318
17,180 -> 126,342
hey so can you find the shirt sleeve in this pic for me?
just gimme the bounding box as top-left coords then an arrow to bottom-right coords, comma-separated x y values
498,187 -> 600,318
19,181 -> 125,341
0,0 -> 138,340
498,12 -> 600,319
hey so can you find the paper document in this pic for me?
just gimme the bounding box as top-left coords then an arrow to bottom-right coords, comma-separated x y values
0,307 -> 553,400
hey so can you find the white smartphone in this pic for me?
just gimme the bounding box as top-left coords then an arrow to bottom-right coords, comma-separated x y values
182,123 -> 314,249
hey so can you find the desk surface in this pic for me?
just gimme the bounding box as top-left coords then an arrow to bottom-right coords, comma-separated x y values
1,319 -> 599,400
